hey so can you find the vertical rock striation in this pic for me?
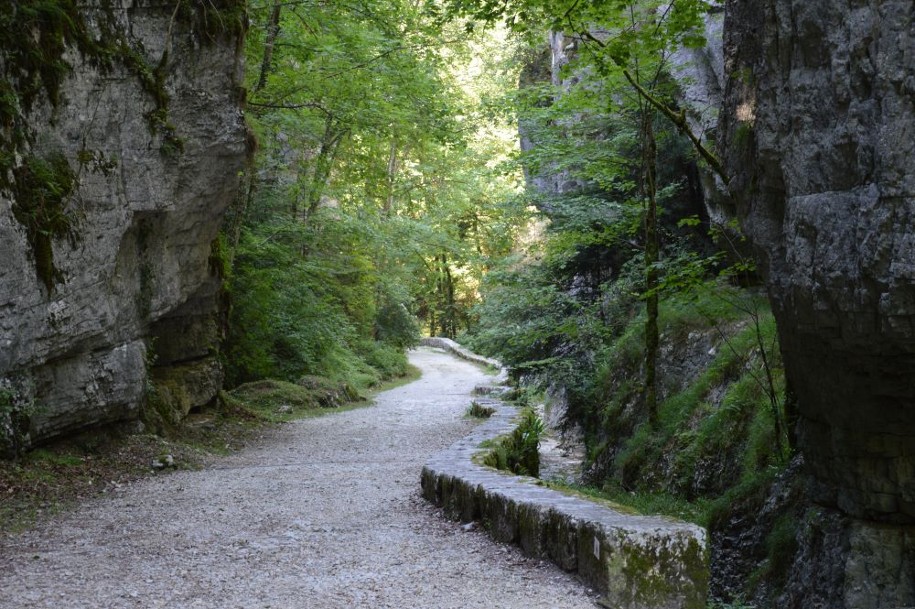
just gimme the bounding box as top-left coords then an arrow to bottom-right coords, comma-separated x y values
0,1 -> 247,453
721,0 -> 915,604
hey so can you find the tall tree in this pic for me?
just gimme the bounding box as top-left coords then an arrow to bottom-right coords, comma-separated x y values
443,0 -> 718,423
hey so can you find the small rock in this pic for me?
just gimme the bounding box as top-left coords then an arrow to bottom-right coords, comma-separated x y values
151,454 -> 175,470
461,522 -> 476,532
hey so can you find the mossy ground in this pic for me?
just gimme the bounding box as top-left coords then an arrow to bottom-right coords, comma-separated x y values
0,364 -> 421,534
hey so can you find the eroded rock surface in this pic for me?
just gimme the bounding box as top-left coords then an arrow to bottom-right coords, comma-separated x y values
720,1 -> 915,604
0,2 -> 247,452
722,0 -> 915,525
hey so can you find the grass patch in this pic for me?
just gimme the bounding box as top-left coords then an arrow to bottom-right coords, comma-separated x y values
547,481 -> 714,527
467,401 -> 496,418
481,407 -> 544,477
363,363 -> 422,397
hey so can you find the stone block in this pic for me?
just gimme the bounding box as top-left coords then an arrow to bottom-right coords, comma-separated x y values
421,394 -> 709,608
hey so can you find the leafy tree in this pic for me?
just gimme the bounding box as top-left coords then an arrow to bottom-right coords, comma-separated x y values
225,0 -> 527,385
444,0 -> 721,423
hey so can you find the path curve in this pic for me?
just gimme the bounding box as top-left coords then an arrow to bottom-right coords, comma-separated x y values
0,347 -> 598,608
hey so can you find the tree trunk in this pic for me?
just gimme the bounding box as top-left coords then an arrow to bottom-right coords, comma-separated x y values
255,0 -> 283,92
642,109 -> 660,427
443,255 -> 456,338
383,139 -> 398,216
305,116 -> 346,221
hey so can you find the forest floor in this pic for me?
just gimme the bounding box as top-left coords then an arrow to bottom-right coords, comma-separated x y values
0,347 -> 599,609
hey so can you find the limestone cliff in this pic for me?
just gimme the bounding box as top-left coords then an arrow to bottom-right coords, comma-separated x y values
0,1 -> 247,454
720,0 -> 915,605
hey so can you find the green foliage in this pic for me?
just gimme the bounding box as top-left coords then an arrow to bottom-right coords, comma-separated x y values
227,378 -> 360,423
227,0 -> 528,389
467,401 -> 496,418
599,288 -> 788,496
9,152 -> 78,293
482,407 -> 543,476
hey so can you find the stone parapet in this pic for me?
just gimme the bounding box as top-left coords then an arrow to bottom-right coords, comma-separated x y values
421,397 -> 709,609
419,338 -> 504,375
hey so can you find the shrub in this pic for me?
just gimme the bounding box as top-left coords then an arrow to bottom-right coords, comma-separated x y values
482,408 -> 544,477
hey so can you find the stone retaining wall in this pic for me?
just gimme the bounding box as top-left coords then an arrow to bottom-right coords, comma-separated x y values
418,337 -> 503,371
421,397 -> 709,609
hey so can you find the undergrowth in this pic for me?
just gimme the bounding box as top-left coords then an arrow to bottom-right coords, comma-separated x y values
482,407 -> 544,477
469,273 -> 794,601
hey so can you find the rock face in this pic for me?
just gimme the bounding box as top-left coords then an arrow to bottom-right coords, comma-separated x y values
668,4 -> 736,228
721,0 -> 915,525
0,2 -> 247,453
720,0 -> 915,604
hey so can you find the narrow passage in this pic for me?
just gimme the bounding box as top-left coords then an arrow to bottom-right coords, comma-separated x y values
0,347 -> 598,608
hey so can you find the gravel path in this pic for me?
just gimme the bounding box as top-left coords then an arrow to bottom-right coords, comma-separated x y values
0,347 -> 599,609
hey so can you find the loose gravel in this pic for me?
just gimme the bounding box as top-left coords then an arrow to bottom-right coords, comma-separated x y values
0,347 -> 599,609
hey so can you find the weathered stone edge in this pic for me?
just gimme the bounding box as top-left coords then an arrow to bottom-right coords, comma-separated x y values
420,397 -> 710,609
418,337 -> 502,370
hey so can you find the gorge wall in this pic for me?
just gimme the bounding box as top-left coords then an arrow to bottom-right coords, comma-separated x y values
0,1 -> 247,454
721,0 -> 915,605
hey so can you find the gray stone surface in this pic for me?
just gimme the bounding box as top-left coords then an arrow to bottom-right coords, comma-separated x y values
421,396 -> 709,609
419,337 -> 504,373
0,2 -> 246,450
718,2 -> 915,604
0,348 -> 600,609
720,0 -> 915,525
669,4 -> 736,227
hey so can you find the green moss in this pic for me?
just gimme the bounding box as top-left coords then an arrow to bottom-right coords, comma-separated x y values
604,534 -> 709,608
227,377 -> 362,423
10,152 -> 78,293
0,385 -> 34,458
140,381 -> 182,435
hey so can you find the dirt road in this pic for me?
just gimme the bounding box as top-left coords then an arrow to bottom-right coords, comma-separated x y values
0,347 -> 597,608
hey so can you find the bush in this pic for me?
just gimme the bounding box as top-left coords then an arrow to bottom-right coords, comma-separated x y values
467,401 -> 495,418
482,408 -> 544,477
223,209 -> 419,391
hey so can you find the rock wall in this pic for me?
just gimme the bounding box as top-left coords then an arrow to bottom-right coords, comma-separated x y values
720,1 -> 915,605
668,3 -> 736,228
721,0 -> 915,526
0,1 -> 247,453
